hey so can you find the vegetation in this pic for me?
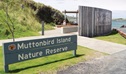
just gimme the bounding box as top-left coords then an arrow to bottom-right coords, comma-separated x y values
0,46 -> 104,74
67,15 -> 76,22
95,30 -> 126,45
112,18 -> 126,21
0,0 -> 64,40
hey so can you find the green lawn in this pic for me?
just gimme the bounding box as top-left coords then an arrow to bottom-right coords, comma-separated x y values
95,30 -> 126,45
0,24 -> 54,40
0,46 -> 104,74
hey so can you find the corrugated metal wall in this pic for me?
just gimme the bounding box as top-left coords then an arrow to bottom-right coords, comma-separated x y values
79,6 -> 112,37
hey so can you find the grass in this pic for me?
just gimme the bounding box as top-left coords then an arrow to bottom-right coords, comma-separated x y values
0,0 -> 56,40
0,31 -> 39,40
0,24 -> 54,40
95,30 -> 126,45
0,25 -> 54,40
0,8 -> 55,40
0,46 -> 104,74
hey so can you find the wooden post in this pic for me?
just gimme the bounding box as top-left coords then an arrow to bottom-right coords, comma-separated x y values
4,65 -> 9,73
42,21 -> 44,35
76,13 -> 78,24
3,45 -> 9,73
73,50 -> 76,57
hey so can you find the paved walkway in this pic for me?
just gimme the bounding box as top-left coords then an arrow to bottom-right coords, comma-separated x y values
1,28 -> 126,54
57,49 -> 126,74
78,36 -> 126,54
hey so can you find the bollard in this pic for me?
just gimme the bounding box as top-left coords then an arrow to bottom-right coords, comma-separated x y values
42,21 -> 44,35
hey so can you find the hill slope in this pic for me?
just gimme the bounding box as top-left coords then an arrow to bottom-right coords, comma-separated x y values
0,0 -> 64,39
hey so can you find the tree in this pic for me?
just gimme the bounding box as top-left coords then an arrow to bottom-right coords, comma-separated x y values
0,1 -> 15,41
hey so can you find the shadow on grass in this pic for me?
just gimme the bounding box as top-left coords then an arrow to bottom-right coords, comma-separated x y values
9,54 -> 84,73
94,29 -> 118,37
106,29 -> 118,36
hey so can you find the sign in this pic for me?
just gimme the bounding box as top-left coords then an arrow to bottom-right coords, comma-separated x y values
3,35 -> 77,72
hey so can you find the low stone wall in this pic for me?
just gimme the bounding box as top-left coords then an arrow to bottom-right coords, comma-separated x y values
116,29 -> 126,39
61,26 -> 78,33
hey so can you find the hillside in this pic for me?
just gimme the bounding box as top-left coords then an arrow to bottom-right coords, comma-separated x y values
0,0 -> 64,39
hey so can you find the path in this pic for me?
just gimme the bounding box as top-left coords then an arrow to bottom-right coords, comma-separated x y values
0,28 -> 126,54
57,49 -> 126,74
78,36 -> 126,54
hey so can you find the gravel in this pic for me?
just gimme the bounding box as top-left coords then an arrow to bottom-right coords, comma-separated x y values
57,50 -> 126,74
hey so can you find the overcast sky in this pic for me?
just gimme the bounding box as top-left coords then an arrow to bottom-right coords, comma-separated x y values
33,0 -> 126,18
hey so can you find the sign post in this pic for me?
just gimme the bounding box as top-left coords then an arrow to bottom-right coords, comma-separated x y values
3,35 -> 77,72
4,65 -> 8,73
73,50 -> 76,56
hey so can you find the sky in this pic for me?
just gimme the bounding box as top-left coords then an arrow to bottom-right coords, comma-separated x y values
33,0 -> 126,18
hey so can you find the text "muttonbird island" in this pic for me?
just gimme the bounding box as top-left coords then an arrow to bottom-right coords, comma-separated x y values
17,37 -> 71,50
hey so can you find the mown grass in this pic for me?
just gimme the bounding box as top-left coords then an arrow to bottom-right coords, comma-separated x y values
0,46 -> 104,74
0,26 -> 54,40
95,30 -> 126,45
0,24 -> 54,40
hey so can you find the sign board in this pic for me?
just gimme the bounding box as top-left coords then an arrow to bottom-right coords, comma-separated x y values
3,35 -> 77,72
